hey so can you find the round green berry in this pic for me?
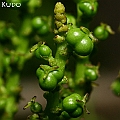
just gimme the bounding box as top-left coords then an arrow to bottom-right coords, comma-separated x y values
30,102 -> 42,113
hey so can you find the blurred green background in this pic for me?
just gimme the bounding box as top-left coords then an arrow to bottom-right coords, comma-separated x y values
0,0 -> 120,120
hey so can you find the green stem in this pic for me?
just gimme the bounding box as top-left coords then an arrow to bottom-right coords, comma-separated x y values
55,42 -> 68,71
74,56 -> 90,82
74,56 -> 90,96
43,41 -> 69,119
44,91 -> 60,120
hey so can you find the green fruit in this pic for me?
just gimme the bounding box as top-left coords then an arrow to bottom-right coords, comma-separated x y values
79,0 -> 98,17
63,97 -> 78,113
35,45 -> 51,59
66,27 -> 94,56
70,93 -> 82,100
62,93 -> 82,113
94,26 -> 109,40
69,107 -> 83,118
32,16 -> 44,29
66,14 -> 76,26
74,35 -> 93,56
66,28 -> 85,46
30,102 -> 42,113
36,67 -> 44,79
111,79 -> 120,96
39,72 -> 57,91
39,45 -> 51,57
52,70 -> 64,82
84,67 -> 98,81
61,111 -> 70,119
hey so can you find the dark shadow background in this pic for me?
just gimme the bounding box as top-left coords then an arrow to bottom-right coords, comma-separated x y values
0,0 -> 120,120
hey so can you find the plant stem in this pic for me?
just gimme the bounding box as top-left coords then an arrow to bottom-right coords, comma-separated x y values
74,56 -> 91,96
55,42 -> 69,71
43,41 -> 69,119
44,91 -> 60,120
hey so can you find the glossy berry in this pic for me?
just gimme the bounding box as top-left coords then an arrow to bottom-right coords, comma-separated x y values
84,67 -> 98,81
35,45 -> 51,59
94,26 -> 109,40
66,28 -> 94,56
39,72 -> 58,91
62,93 -> 82,113
30,102 -> 42,113
74,35 -> 93,56
78,0 -> 98,17
52,70 -> 64,82
66,28 -> 85,46
39,45 -> 51,56
63,96 -> 78,112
